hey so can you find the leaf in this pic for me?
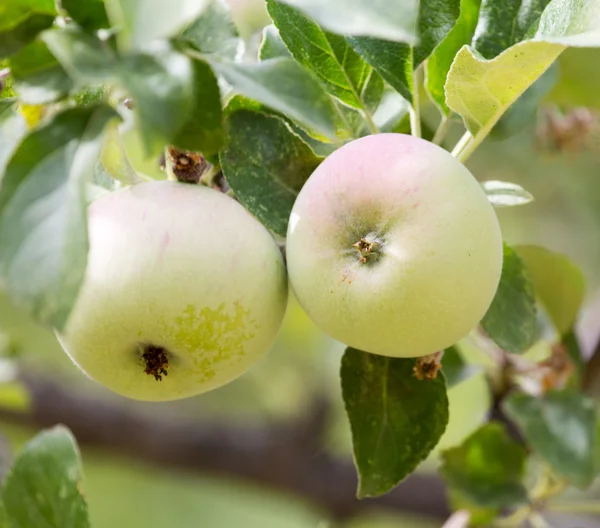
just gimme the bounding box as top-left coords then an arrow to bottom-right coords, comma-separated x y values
446,42 -> 563,137
472,0 -> 552,59
220,106 -> 322,236
348,0 -> 460,104
481,180 -> 534,208
440,423 -> 528,508
179,0 -> 242,60
170,57 -> 224,155
259,25 -> 291,60
504,389 -> 596,487
446,0 -> 600,140
103,0 -> 211,52
0,104 -> 118,330
121,44 -> 223,156
60,0 -> 110,32
442,346 -> 482,387
448,490 -> 499,527
0,101 -> 27,176
341,348 -> 449,498
0,0 -> 57,58
42,27 -> 118,83
267,1 -> 374,111
481,244 -> 537,354
426,0 -> 481,115
514,245 -> 585,336
8,39 -> 72,104
100,121 -> 142,185
1,426 -> 89,528
491,62 -> 558,140
271,0 -> 419,44
210,57 -> 338,141
346,37 -> 413,103
373,91 -> 411,132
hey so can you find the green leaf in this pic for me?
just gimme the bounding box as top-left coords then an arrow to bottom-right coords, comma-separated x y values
121,44 -> 223,156
373,91 -> 411,132
220,106 -> 322,236
259,25 -> 291,60
170,58 -> 224,155
210,58 -> 338,141
491,62 -> 558,140
504,389 -> 596,487
104,0 -> 211,52
9,39 -> 72,104
440,423 -> 528,508
481,180 -> 534,208
472,0 -> 552,59
60,0 -> 110,32
481,244 -> 537,354
42,27 -> 118,84
0,0 -> 57,58
514,245 -> 585,336
179,0 -> 242,60
267,0 -> 375,111
1,426 -> 89,528
448,490 -> 499,527
346,37 -> 413,103
0,104 -> 118,330
446,42 -> 563,137
426,0 -> 481,115
100,121 -> 143,185
0,101 -> 27,176
348,0 -> 459,104
341,348 -> 449,498
442,346 -> 482,387
413,0 -> 461,67
446,0 -> 600,140
272,0 -> 419,44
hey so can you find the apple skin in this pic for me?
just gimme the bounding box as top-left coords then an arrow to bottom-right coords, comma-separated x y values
286,133 -> 503,358
57,181 -> 288,401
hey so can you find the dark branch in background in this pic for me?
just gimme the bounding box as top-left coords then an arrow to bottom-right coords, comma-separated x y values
0,370 -> 450,521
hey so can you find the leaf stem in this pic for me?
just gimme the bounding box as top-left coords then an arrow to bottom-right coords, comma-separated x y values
432,116 -> 452,146
410,66 -> 422,138
362,109 -> 379,135
450,130 -> 475,161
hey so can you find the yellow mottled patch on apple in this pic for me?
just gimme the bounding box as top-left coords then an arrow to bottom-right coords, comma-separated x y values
161,302 -> 259,381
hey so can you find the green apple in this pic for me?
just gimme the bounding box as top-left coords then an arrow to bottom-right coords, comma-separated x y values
286,133 -> 503,358
57,181 -> 288,401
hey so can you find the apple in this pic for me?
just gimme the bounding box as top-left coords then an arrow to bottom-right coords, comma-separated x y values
57,181 -> 288,401
286,133 -> 503,358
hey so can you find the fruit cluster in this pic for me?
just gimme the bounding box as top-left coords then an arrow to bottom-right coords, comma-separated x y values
57,133 -> 502,401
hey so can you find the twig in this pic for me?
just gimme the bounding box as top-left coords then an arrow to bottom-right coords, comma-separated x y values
0,369 -> 451,521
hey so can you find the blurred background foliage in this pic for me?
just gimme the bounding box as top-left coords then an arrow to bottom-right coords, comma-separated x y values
2,1 -> 600,527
